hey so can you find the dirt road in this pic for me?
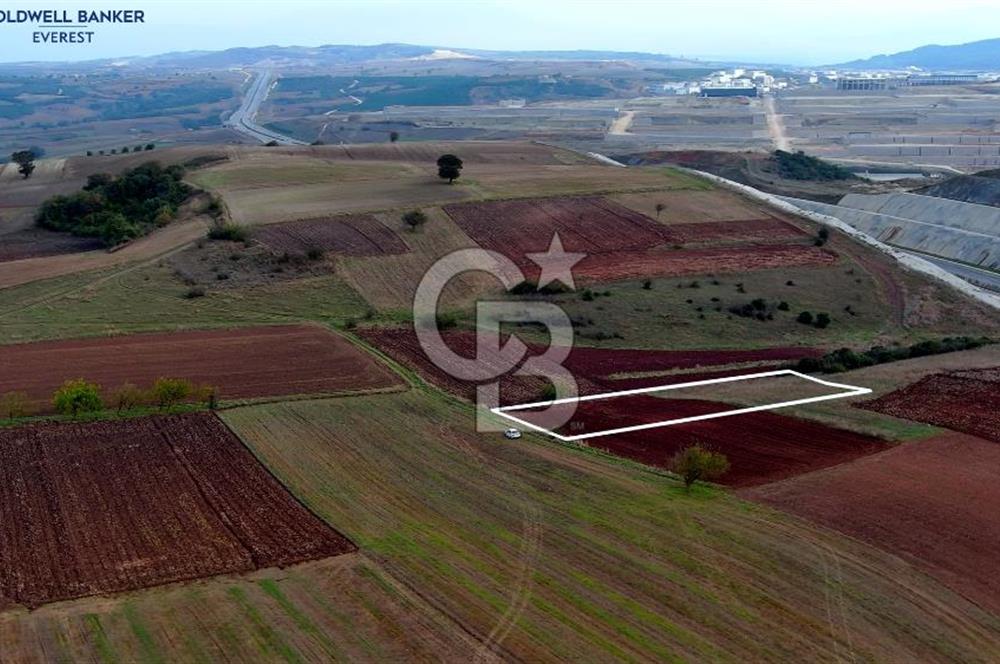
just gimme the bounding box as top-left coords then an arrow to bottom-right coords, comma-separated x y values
608,110 -> 635,136
763,96 -> 790,151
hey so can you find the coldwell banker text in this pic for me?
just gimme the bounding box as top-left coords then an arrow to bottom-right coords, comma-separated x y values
0,9 -> 145,44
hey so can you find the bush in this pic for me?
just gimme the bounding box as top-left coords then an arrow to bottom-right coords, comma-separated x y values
0,391 -> 30,420
401,209 -> 428,230
207,222 -> 248,242
53,379 -> 103,418
670,444 -> 730,490
436,312 -> 458,330
151,377 -> 193,409
111,382 -> 145,414
772,150 -> 854,181
642,279 -> 652,290
777,301 -> 790,311
796,311 -> 814,325
184,286 -> 206,299
814,312 -> 831,329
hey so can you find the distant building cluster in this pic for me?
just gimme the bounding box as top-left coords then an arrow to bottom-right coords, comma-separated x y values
663,68 -> 790,98
832,72 -> 984,91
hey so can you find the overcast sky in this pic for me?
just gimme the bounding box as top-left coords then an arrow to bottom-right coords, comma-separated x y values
2,0 -> 999,65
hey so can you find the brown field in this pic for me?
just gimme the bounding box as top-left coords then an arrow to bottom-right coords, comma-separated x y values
253,213 -> 409,256
337,208 -> 502,311
0,229 -> 104,263
667,218 -> 806,243
858,368 -> 1000,442
610,188 -> 773,222
745,432 -> 1000,614
0,324 -> 401,411
0,413 -> 353,609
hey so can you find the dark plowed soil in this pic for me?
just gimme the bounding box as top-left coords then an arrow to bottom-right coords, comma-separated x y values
0,413 -> 354,609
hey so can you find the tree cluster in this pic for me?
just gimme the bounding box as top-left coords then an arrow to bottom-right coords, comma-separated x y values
36,162 -> 192,246
796,336 -> 992,374
772,150 -> 854,181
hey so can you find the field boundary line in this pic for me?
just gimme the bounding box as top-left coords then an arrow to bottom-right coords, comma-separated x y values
493,369 -> 871,442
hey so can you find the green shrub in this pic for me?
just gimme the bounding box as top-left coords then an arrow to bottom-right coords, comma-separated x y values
207,222 -> 248,242
151,377 -> 193,409
53,379 -> 103,418
796,311 -> 814,325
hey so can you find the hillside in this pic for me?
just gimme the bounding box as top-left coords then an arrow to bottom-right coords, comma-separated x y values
837,37 -> 1000,70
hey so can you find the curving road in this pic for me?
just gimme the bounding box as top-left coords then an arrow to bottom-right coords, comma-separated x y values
225,70 -> 308,146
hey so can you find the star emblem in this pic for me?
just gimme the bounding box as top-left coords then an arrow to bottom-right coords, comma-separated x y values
526,233 -> 585,290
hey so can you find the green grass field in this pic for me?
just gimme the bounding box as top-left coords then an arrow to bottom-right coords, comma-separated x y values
0,262 -> 368,344
214,389 -> 1000,662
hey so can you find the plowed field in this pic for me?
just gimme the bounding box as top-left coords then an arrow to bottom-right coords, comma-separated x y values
0,230 -> 103,263
0,413 -> 353,609
0,325 -> 402,412
358,326 -> 820,404
858,368 -> 1000,442
744,432 -> 1000,613
514,394 -> 886,487
443,197 -> 835,282
667,218 -> 805,243
253,213 -> 408,256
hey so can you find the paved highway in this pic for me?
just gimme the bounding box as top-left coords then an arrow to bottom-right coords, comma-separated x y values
898,249 -> 1000,293
226,70 -> 308,145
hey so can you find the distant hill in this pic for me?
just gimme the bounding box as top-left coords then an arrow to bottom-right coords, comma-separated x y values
0,42 -> 717,70
837,37 -> 1000,70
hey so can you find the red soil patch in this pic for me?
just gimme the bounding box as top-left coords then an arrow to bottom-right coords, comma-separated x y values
666,218 -> 805,243
358,326 -> 820,404
573,245 -> 836,282
0,230 -> 104,263
858,369 -> 1000,442
514,394 -> 885,487
598,365 -> 790,391
444,196 -> 671,256
743,432 -> 1000,614
0,413 -> 353,609
0,325 -> 401,413
444,197 -> 835,283
254,213 -> 407,256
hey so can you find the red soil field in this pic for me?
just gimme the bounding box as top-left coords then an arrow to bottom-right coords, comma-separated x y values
0,230 -> 104,263
514,394 -> 886,487
443,196 -> 672,255
444,196 -> 834,283
858,369 -> 1000,443
598,364 -> 790,391
358,327 -> 820,404
744,432 -> 1000,614
666,218 -> 805,244
0,413 -> 353,609
571,245 -> 837,282
253,213 -> 408,256
0,325 -> 402,413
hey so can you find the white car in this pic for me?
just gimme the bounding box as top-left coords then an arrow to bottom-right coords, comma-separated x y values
504,428 -> 522,440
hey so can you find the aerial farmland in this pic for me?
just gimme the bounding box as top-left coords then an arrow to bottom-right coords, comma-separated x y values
3,16 -> 1000,661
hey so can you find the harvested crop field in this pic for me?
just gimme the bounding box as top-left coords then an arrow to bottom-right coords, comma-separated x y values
0,325 -> 402,412
443,196 -> 836,282
744,432 -> 1000,614
357,326 -> 821,404
0,413 -> 353,609
609,189 -> 772,222
0,229 -> 104,263
253,213 -> 408,256
667,218 -> 805,243
514,394 -> 886,487
858,368 -> 1000,442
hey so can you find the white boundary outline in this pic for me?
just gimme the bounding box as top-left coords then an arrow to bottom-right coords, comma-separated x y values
491,369 -> 872,442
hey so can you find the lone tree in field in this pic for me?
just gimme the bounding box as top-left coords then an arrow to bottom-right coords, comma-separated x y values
53,379 -> 103,418
401,209 -> 428,231
655,202 -> 666,219
11,150 -> 36,179
152,377 -> 193,410
436,153 -> 463,184
389,131 -> 400,143
670,444 -> 730,490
